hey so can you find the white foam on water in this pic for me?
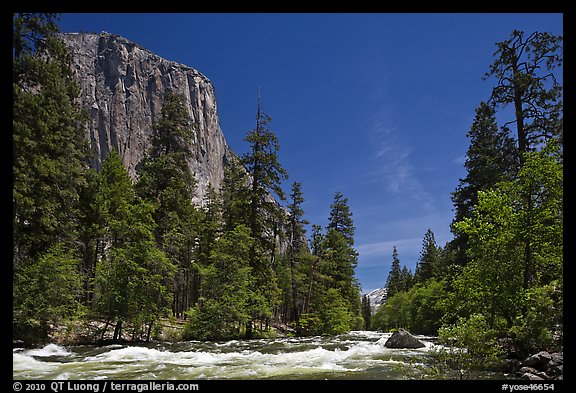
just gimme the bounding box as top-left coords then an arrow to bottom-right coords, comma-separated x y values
86,346 -> 165,362
13,331 -> 441,379
24,344 -> 73,357
13,352 -> 61,379
54,372 -> 70,380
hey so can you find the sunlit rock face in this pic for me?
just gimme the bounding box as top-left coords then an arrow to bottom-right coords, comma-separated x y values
61,32 -> 233,205
365,287 -> 388,313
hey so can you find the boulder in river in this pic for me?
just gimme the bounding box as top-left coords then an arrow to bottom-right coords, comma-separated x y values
384,329 -> 426,349
516,351 -> 563,380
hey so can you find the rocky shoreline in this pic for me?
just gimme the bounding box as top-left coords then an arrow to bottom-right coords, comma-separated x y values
512,351 -> 564,381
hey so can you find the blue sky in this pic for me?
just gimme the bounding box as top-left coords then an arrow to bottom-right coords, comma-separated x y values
58,13 -> 563,293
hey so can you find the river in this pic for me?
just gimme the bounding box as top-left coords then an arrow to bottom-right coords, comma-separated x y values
13,331 -> 511,380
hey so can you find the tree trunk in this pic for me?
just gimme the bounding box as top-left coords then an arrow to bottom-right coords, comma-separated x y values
113,319 -> 123,341
146,321 -> 153,342
512,60 -> 527,161
304,257 -> 319,314
100,320 -> 110,342
290,249 -> 300,323
245,321 -> 253,339
511,53 -> 534,291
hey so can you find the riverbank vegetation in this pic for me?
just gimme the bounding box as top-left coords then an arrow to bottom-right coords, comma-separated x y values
372,30 -> 563,371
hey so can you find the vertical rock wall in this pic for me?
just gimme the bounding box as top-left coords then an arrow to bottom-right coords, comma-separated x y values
61,32 -> 232,204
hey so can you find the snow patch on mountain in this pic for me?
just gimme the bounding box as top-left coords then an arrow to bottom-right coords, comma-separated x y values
364,287 -> 388,313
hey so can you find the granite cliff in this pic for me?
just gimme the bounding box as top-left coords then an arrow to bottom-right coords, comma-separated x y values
60,32 -> 232,204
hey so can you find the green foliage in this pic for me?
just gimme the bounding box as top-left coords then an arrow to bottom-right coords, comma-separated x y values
323,192 -> 362,322
242,106 -> 288,206
321,289 -> 354,335
183,225 -> 253,340
452,141 -> 562,354
13,13 -> 60,64
241,99 -> 288,332
431,314 -> 505,380
135,91 -> 199,317
451,102 -> 518,232
372,291 -> 407,332
297,289 -> 357,336
485,30 -> 563,152
414,229 -> 441,283
13,13 -> 89,264
373,279 -> 448,335
327,191 -> 355,246
13,243 -> 85,343
12,13 -> 93,343
221,156 -> 251,232
94,153 -> 175,340
509,282 -> 561,356
286,182 -> 309,322
296,313 -> 323,336
12,16 -> 365,342
242,101 -> 288,246
150,90 -> 195,157
361,295 -> 372,330
385,246 -> 403,298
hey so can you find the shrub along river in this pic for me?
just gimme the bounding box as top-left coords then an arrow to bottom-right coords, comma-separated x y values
13,331 -> 512,380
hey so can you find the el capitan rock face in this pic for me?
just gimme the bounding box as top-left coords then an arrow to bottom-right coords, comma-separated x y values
60,32 -> 233,204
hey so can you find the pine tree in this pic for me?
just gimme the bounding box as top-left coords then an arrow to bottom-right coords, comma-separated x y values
287,182 -> 309,323
302,224 -> 327,316
192,185 -> 223,304
241,93 -> 288,336
362,294 -> 372,330
77,168 -> 103,306
136,91 -> 198,318
400,266 -> 413,292
221,156 -> 251,232
94,152 -> 175,341
449,102 -> 519,266
386,246 -> 403,298
327,191 -> 355,246
452,102 -> 519,225
13,13 -> 89,265
150,89 -> 195,157
184,225 -> 253,340
13,13 -> 90,343
325,191 -> 361,325
414,229 -> 441,283
485,30 -> 563,157
484,30 -> 563,294
242,92 -> 288,248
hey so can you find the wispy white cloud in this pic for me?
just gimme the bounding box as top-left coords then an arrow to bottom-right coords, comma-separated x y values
452,155 -> 466,165
365,111 -> 436,212
356,237 -> 422,259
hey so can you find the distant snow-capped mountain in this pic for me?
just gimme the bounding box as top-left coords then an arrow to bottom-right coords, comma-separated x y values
364,287 -> 388,313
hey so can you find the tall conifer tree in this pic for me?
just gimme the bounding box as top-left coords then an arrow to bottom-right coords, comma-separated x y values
386,246 -> 403,298
241,92 -> 288,336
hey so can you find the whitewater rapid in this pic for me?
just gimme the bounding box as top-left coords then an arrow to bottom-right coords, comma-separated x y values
12,331 -> 502,380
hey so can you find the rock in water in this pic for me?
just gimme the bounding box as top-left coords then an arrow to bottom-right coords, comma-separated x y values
384,329 -> 426,349
522,351 -> 552,368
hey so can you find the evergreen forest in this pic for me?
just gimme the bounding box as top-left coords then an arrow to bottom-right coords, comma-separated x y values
13,14 -> 563,370
13,13 -> 363,344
